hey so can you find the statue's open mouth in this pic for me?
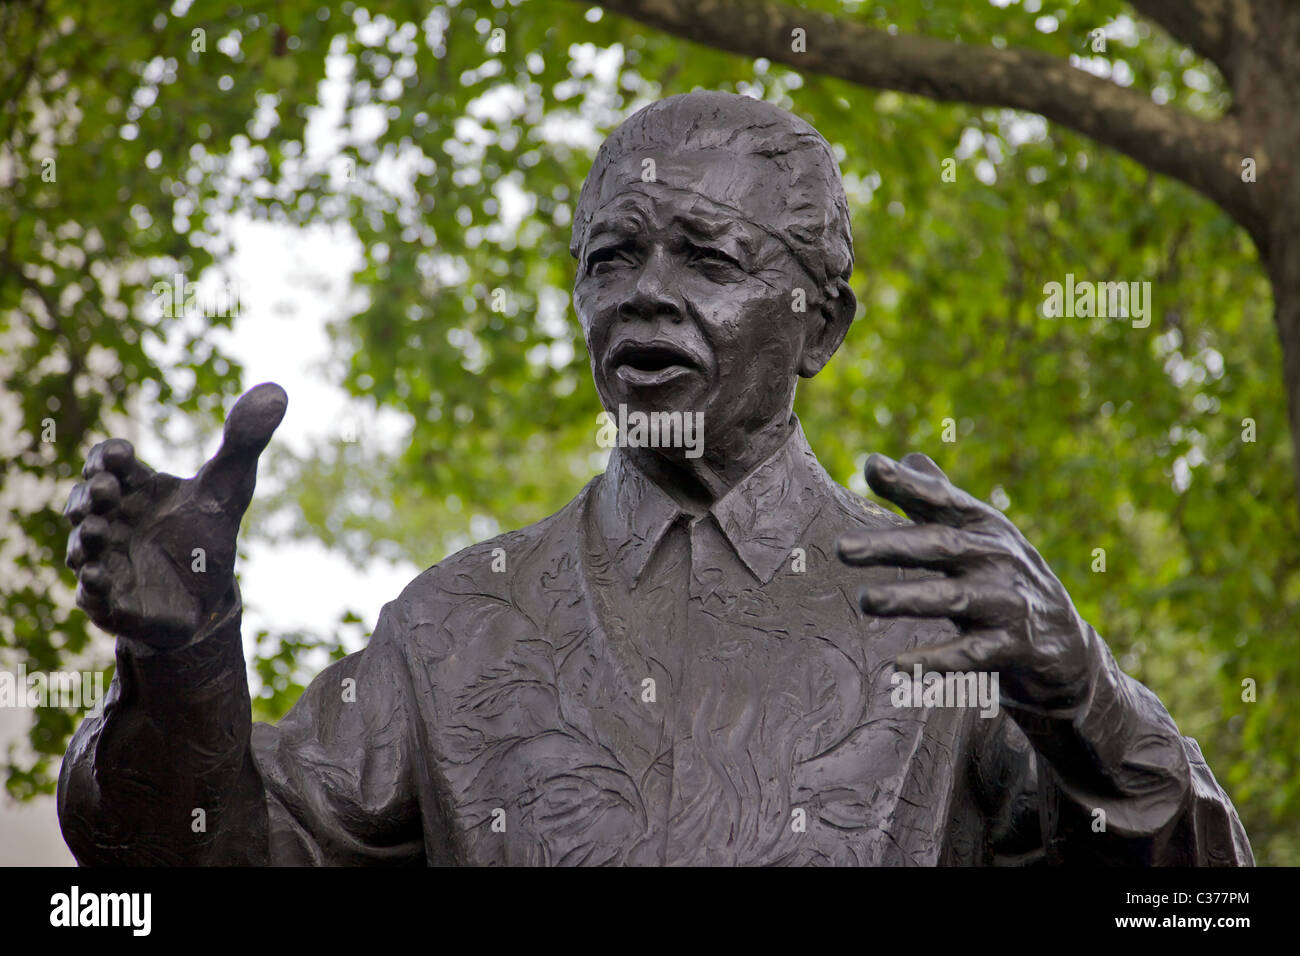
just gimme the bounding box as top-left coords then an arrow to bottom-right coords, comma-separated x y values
610,341 -> 698,387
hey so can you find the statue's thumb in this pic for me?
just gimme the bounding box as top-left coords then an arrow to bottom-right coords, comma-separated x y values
899,452 -> 950,483
196,382 -> 288,512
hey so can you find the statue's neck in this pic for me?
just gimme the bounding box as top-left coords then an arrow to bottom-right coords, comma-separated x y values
624,413 -> 797,514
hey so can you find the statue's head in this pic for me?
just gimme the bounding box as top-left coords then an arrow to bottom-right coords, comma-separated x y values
570,90 -> 856,461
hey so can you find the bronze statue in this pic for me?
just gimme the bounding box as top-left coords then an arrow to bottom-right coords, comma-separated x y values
58,91 -> 1253,865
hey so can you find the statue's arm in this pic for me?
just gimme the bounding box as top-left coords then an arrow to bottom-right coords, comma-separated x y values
835,452 -> 1252,864
57,591 -> 427,865
979,628 -> 1254,865
58,385 -> 428,865
57,589 -> 269,864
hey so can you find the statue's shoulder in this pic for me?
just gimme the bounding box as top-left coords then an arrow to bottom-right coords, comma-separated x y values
816,468 -> 909,530
386,476 -> 598,628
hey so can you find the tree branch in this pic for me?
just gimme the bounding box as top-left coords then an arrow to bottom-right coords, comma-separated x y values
587,0 -> 1264,232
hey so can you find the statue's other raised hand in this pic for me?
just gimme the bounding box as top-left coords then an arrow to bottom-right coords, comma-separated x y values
64,383 -> 287,648
836,452 -> 1094,711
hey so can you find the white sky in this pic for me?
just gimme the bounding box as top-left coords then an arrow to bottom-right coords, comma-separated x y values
143,217 -> 420,648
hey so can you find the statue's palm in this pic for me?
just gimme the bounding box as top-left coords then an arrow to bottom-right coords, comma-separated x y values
65,384 -> 287,648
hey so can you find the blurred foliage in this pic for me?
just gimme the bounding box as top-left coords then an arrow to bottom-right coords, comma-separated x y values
248,611 -> 360,723
2,0 -> 1296,864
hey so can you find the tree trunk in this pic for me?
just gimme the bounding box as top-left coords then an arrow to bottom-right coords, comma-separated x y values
1240,0 -> 1300,515
1263,228 -> 1300,514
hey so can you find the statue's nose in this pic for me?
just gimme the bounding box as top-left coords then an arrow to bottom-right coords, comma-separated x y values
617,250 -> 684,324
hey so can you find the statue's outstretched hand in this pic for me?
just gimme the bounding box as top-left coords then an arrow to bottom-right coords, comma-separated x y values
837,452 -> 1093,710
64,383 -> 287,648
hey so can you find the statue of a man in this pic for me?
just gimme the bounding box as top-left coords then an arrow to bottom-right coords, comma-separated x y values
58,91 -> 1252,865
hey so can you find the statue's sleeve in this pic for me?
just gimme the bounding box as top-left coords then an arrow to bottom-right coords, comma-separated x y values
973,626 -> 1253,865
249,596 -> 426,864
58,591 -> 426,866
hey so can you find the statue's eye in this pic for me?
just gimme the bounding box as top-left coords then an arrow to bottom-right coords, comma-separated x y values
687,245 -> 741,272
587,247 -> 633,274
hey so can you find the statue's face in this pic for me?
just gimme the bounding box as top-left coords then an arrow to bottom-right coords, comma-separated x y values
573,178 -> 818,458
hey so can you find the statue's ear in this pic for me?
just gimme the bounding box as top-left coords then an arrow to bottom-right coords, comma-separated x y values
798,278 -> 856,378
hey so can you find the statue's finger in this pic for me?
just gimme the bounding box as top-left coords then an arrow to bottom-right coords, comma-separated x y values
64,482 -> 91,524
86,472 -> 121,514
66,526 -> 86,570
837,525 -> 1002,571
75,570 -> 113,627
894,629 -> 1016,673
77,562 -> 111,598
82,442 -> 106,480
83,438 -> 153,492
864,453 -> 993,527
900,452 -> 949,482
195,382 -> 288,510
857,577 -> 1023,623
78,515 -> 111,557
858,577 -> 975,619
67,516 -> 112,571
100,438 -> 155,490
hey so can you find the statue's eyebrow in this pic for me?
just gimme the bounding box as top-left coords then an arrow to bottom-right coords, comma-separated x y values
586,205 -> 647,245
672,212 -> 760,261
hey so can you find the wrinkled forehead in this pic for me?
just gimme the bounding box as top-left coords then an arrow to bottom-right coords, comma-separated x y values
575,147 -> 813,260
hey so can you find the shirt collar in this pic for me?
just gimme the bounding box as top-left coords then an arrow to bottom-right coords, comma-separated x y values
592,415 -> 831,587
